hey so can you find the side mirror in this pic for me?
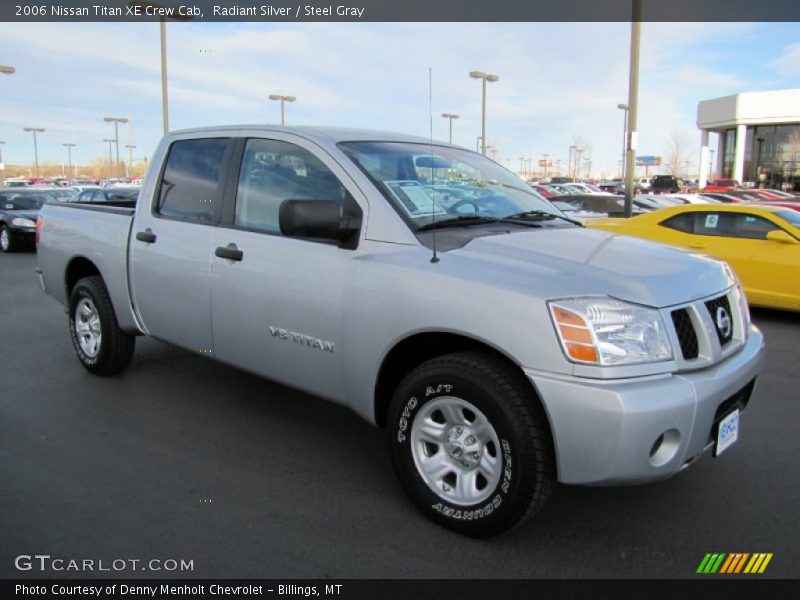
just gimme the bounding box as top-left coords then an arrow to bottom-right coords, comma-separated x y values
766,229 -> 798,244
279,199 -> 360,242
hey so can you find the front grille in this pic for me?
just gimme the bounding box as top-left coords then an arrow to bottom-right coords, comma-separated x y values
671,308 -> 699,360
705,294 -> 734,346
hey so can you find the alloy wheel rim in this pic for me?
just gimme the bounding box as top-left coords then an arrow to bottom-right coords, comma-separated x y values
410,396 -> 502,506
0,228 -> 8,250
74,298 -> 102,358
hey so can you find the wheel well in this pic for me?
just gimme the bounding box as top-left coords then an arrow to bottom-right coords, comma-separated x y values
374,332 -> 523,427
65,257 -> 101,297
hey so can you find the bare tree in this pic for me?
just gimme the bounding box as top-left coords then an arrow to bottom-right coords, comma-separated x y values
665,130 -> 691,177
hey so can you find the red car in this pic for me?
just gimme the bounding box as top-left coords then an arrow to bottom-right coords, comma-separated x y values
701,178 -> 740,192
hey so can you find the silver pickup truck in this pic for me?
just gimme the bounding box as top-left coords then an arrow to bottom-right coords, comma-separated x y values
36,126 -> 765,537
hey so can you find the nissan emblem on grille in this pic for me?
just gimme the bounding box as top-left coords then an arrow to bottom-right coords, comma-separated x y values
716,306 -> 732,340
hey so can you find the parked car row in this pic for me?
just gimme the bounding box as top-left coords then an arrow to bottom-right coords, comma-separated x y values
0,186 -> 141,252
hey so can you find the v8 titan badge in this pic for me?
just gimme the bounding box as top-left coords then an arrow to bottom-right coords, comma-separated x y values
716,409 -> 739,456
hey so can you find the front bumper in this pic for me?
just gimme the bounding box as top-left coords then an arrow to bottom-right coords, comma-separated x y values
527,326 -> 764,485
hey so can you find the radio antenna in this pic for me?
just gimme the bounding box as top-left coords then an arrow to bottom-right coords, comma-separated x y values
428,66 -> 439,264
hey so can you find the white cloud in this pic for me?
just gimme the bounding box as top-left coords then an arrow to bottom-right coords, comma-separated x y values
768,42 -> 800,78
0,21 -> 784,177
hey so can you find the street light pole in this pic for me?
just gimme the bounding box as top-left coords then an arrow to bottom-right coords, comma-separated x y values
103,139 -> 115,171
23,128 -> 45,177
63,143 -> 76,179
441,113 -> 460,144
125,144 -> 137,178
542,153 -> 549,180
624,0 -> 642,218
104,116 -> 129,177
569,145 -> 577,180
617,103 -> 629,179
268,94 -> 297,125
469,71 -> 499,156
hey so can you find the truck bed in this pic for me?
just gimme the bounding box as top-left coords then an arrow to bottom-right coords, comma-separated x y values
37,201 -> 141,333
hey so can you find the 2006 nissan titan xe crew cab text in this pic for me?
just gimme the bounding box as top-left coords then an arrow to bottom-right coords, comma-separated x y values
36,126 -> 765,537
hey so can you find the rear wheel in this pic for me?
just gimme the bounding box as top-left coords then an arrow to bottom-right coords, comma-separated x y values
68,276 -> 135,375
388,351 -> 555,537
0,225 -> 14,253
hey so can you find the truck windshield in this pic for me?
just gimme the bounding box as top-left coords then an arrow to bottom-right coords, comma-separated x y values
338,141 -> 564,229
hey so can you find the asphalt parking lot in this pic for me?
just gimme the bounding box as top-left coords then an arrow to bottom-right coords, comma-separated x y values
1,250 -> 798,579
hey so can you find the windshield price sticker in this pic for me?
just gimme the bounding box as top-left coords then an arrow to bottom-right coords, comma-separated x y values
385,181 -> 447,217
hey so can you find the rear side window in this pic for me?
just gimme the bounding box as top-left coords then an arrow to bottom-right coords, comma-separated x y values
157,138 -> 229,222
660,213 -> 694,233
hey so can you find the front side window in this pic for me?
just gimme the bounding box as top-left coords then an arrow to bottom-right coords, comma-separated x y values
338,141 -> 563,230
234,138 -> 352,235
158,138 -> 229,222
691,212 -> 779,240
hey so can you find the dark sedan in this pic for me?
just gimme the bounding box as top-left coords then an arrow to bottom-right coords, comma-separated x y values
0,191 -> 54,252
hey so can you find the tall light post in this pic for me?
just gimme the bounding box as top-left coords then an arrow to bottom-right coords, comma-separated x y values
555,158 -> 561,177
542,153 -> 550,180
63,143 -> 77,179
23,128 -> 45,177
569,145 -> 577,180
575,147 -> 584,180
0,66 -> 14,75
125,144 -> 137,178
469,71 -> 499,156
103,139 -> 115,171
617,103 -> 629,179
129,2 -> 192,134
104,116 -> 128,177
441,113 -> 460,144
269,94 -> 296,125
623,0 -> 642,218
519,156 -> 526,177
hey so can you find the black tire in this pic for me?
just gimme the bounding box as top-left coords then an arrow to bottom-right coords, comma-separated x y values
68,275 -> 135,375
0,224 -> 14,253
388,351 -> 555,537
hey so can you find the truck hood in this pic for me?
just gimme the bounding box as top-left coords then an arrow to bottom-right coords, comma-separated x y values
450,227 -> 734,308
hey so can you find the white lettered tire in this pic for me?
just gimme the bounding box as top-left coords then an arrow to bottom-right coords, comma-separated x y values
388,352 -> 555,537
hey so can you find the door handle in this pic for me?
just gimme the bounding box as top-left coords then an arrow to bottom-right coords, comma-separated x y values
215,244 -> 243,262
136,229 -> 157,243
688,244 -> 706,250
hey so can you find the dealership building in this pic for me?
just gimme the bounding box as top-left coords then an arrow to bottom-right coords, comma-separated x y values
697,88 -> 800,189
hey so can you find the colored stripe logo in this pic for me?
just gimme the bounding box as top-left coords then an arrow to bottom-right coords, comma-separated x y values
697,553 -> 773,574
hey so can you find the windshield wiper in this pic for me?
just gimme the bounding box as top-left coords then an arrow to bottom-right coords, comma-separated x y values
503,210 -> 584,227
417,215 -> 500,231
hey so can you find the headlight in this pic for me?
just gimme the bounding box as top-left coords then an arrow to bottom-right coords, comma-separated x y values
11,217 -> 36,228
735,284 -> 750,334
548,297 -> 673,366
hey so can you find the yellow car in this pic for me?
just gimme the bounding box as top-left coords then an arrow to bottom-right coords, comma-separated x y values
586,204 -> 800,311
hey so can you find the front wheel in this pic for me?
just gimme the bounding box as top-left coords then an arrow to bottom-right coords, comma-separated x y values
68,275 -> 135,375
388,352 -> 555,537
0,225 -> 14,253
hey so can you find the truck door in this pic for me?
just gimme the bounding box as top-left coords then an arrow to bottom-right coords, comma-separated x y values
210,135 -> 365,402
129,136 -> 234,353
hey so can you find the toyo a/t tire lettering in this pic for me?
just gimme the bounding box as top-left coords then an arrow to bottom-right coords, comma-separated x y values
388,351 -> 555,537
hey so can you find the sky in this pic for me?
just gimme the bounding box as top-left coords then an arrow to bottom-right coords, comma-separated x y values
1,21 -> 799,178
